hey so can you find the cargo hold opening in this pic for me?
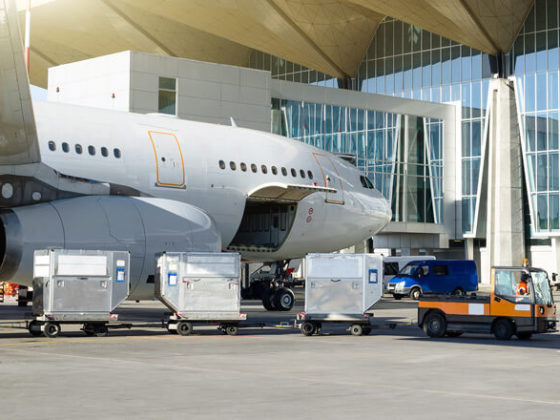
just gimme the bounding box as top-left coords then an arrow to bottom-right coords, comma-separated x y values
227,202 -> 296,252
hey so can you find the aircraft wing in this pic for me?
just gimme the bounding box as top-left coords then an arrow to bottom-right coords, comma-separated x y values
0,0 -> 41,165
247,182 -> 337,203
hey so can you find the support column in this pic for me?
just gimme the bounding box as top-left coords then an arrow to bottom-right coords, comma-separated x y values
486,78 -> 525,271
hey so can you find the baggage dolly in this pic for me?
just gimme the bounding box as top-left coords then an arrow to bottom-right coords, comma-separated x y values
165,312 -> 247,336
297,312 -> 373,336
26,313 -> 119,338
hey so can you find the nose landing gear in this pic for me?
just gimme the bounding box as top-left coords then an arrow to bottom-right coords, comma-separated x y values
242,261 -> 297,311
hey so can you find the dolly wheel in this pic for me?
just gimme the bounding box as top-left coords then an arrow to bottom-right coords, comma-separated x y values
300,321 -> 315,336
83,323 -> 96,336
177,321 -> 193,336
28,321 -> 42,337
493,318 -> 514,340
95,325 -> 109,337
423,312 -> 446,338
225,325 -> 239,336
350,324 -> 363,336
43,322 -> 61,338
516,332 -> 532,340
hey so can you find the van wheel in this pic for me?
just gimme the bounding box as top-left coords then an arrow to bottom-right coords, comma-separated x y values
410,287 -> 422,300
423,312 -> 446,337
452,287 -> 465,296
493,319 -> 514,340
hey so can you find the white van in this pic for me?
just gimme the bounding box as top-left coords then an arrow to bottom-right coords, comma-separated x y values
382,256 -> 436,292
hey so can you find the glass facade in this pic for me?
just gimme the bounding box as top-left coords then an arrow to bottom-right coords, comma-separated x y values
513,0 -> 560,233
248,0 -> 560,237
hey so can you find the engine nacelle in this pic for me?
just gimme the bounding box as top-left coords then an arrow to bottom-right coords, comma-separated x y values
0,196 -> 221,300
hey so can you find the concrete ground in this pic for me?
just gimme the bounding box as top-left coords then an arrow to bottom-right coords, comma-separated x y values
0,293 -> 559,420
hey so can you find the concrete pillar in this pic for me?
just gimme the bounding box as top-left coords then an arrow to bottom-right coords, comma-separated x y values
485,78 -> 525,272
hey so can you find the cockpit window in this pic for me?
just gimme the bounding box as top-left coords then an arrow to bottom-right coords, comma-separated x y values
360,176 -> 368,188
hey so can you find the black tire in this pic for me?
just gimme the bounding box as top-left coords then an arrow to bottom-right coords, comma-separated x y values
423,312 -> 446,338
273,287 -> 295,311
28,321 -> 42,337
262,290 -> 275,311
362,326 -> 372,336
95,325 -> 109,337
445,331 -> 463,338
177,321 -> 193,336
452,287 -> 465,296
393,294 -> 403,300
410,287 -> 422,300
516,332 -> 532,340
225,325 -> 239,336
83,323 -> 96,336
493,318 -> 514,340
43,322 -> 61,338
300,321 -> 315,336
350,324 -> 363,336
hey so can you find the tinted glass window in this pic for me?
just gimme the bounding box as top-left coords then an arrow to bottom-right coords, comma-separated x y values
307,170 -> 313,179
272,166 -> 278,175
261,165 -> 268,174
101,147 -> 108,157
62,142 -> 69,153
240,162 -> 247,172
88,145 -> 95,155
281,167 -> 287,176
291,168 -> 297,177
48,141 -> 56,151
300,169 -> 305,178
360,176 -> 368,188
230,161 -> 236,170
75,144 -> 82,154
365,177 -> 374,189
114,148 -> 121,158
384,262 -> 400,276
251,164 -> 257,173
219,160 -> 225,169
433,265 -> 449,276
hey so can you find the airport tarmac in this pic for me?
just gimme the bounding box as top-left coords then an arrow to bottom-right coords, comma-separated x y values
0,294 -> 559,420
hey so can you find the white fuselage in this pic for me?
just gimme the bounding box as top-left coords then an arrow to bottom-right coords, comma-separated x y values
33,101 -> 391,261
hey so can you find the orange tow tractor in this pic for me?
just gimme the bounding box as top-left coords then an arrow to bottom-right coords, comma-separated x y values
418,266 -> 557,340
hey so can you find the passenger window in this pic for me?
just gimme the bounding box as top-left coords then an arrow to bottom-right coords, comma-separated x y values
62,142 -> 69,153
291,168 -> 297,177
433,265 -> 449,276
230,161 -> 236,170
88,145 -> 95,156
271,166 -> 278,175
281,167 -> 287,176
251,164 -> 257,173
48,141 -> 56,151
114,148 -> 121,158
240,162 -> 247,172
300,169 -> 305,178
219,160 -> 226,169
75,144 -> 83,154
261,165 -> 268,174
101,147 -> 108,157
307,170 -> 313,179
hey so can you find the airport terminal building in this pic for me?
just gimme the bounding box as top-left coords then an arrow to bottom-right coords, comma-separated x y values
26,0 -> 560,281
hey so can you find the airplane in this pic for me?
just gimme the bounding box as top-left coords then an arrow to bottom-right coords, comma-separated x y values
0,0 -> 391,310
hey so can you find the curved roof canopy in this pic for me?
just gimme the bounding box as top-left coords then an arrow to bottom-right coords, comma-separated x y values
18,0 -> 534,87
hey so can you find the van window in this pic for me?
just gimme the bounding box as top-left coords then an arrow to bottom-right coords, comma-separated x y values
384,262 -> 400,276
420,265 -> 430,276
433,265 -> 449,276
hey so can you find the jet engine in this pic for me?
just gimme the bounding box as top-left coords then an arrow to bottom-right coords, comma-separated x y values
0,196 -> 221,300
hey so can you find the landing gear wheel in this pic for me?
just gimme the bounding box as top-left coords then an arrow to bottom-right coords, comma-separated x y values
410,288 -> 422,300
493,318 -> 514,340
225,325 -> 239,336
393,294 -> 403,300
516,332 -> 532,340
445,331 -> 463,338
177,321 -> 193,336
273,288 -> 295,311
452,287 -> 465,296
301,321 -> 315,336
43,322 -> 61,338
350,324 -> 364,336
28,321 -> 42,337
262,290 -> 275,311
423,312 -> 446,338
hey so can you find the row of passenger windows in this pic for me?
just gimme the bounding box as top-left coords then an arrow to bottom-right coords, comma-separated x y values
48,141 -> 121,158
219,160 -> 313,180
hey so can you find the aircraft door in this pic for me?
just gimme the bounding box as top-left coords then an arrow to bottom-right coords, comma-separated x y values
148,131 -> 185,188
312,153 -> 344,204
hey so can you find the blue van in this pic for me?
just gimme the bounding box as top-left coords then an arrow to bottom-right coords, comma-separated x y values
386,260 -> 478,300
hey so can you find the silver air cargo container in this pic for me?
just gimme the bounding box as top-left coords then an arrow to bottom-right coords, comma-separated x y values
298,253 -> 384,336
30,249 -> 130,338
156,252 -> 246,336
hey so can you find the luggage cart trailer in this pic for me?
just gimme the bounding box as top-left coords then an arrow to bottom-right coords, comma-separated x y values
30,249 -> 130,338
298,253 -> 384,336
156,252 -> 246,336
